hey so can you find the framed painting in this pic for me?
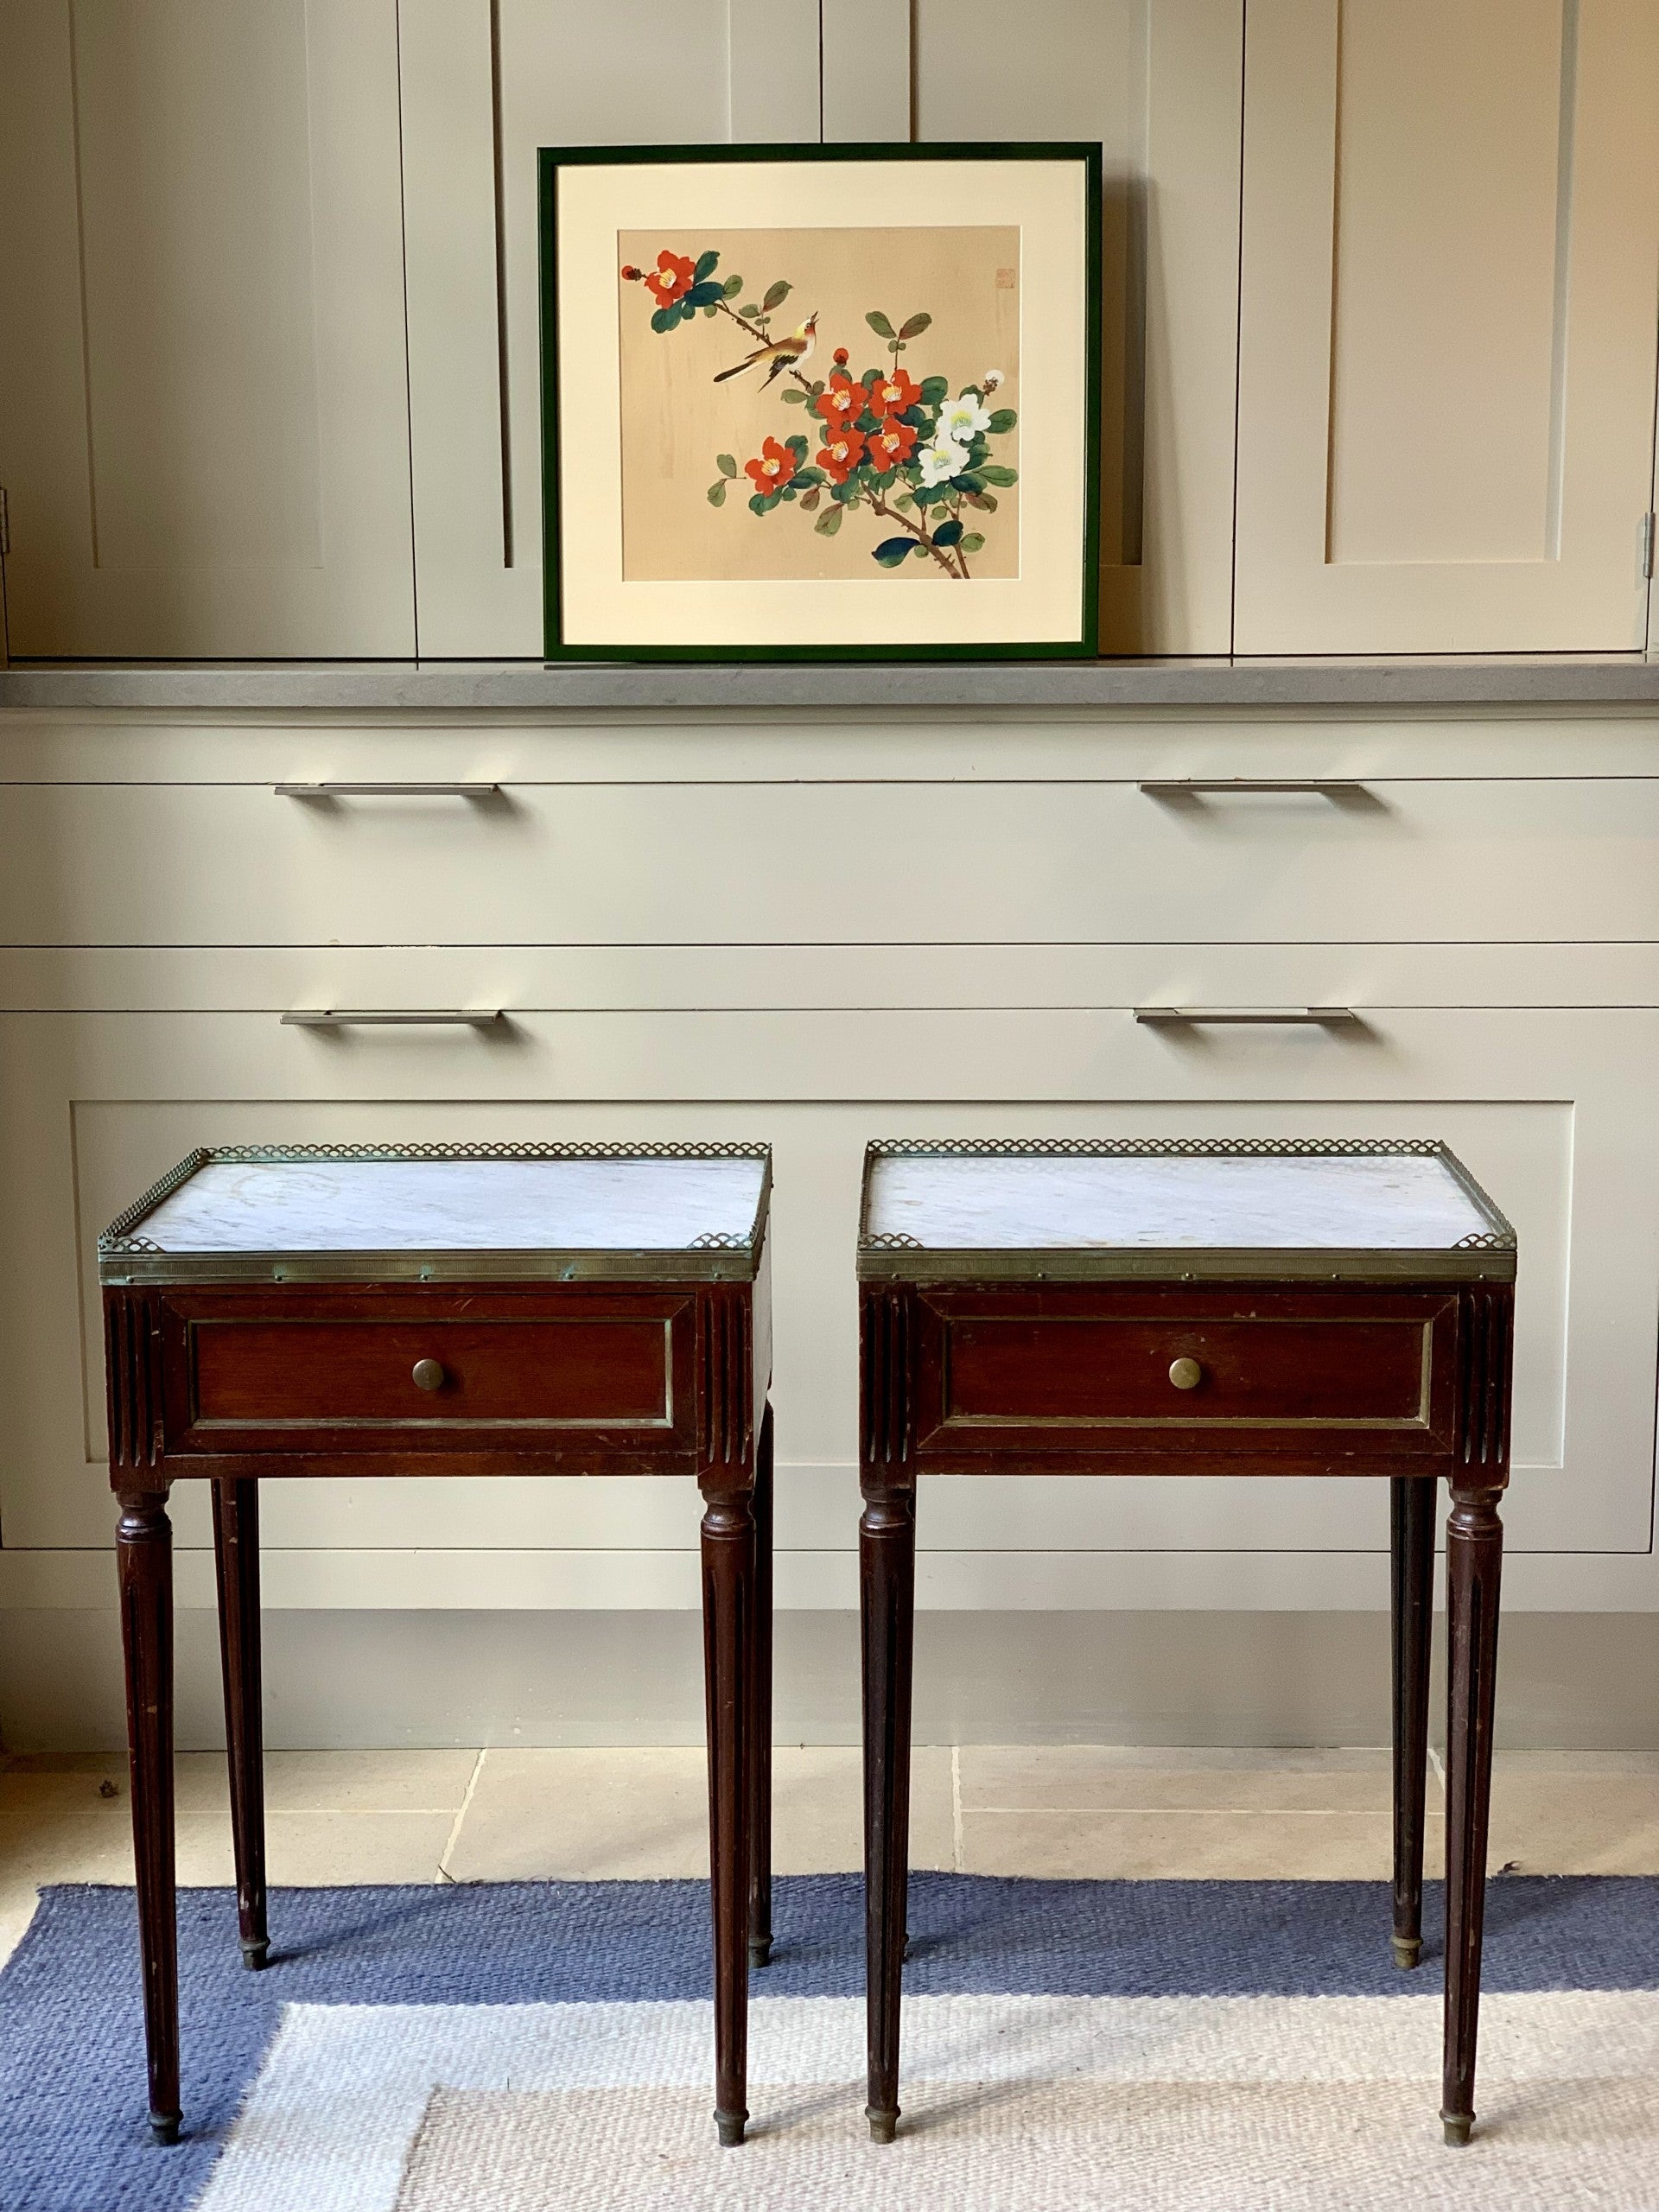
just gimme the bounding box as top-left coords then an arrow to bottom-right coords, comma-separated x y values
539,143 -> 1102,662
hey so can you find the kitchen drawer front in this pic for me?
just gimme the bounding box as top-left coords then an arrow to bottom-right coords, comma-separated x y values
3,1001 -> 1651,1575
156,1288 -> 696,1464
3,777 -> 1659,945
913,1287 -> 1458,1472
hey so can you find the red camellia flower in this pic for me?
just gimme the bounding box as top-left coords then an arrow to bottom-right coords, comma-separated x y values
645,250 -> 696,308
744,436 -> 798,495
817,428 -> 868,485
832,346 -> 850,366
814,372 -> 869,429
868,367 -> 921,416
867,416 -> 918,473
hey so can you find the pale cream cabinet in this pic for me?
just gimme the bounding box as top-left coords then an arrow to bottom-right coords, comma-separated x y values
3,1 -> 1658,661
1234,0 -> 1659,655
0,0 -> 416,659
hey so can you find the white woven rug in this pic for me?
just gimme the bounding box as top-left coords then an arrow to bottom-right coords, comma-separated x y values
197,1991 -> 1659,2210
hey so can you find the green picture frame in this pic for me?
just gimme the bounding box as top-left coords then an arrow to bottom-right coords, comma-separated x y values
539,142 -> 1103,664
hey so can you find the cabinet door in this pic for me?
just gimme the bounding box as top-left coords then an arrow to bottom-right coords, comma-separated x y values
0,0 -> 415,658
909,0 -> 1243,655
1235,0 -> 1659,654
397,0 -> 823,658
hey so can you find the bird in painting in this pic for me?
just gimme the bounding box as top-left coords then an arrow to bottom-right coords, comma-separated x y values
713,311 -> 819,387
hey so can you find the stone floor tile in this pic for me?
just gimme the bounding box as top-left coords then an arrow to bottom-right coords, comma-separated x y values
957,1807 -> 1440,1881
959,1745 -> 1404,1816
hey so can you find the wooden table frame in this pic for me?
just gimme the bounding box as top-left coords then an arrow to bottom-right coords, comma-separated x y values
101,1147 -> 773,2152
856,1145 -> 1515,2151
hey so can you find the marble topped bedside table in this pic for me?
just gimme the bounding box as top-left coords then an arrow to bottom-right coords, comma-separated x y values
99,1142 -> 774,2150
855,1137 -> 1516,2148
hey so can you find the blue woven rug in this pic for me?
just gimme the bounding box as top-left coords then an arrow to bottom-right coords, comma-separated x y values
4,1876 -> 1659,2211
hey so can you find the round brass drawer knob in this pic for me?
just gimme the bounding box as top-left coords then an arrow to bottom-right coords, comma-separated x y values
1168,1357 -> 1204,1391
411,1357 -> 446,1393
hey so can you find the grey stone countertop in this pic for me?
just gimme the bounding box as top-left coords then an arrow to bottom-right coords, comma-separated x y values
2,656 -> 1658,713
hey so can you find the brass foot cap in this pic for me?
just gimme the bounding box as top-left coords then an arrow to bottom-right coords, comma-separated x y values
1442,2113 -> 1472,2147
748,1936 -> 772,1970
149,2113 -> 181,2147
1391,1936 -> 1422,1971
715,2112 -> 747,2148
241,1939 -> 270,1971
868,2108 -> 899,2145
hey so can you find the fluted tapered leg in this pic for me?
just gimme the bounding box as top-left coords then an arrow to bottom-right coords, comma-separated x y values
861,1480 -> 916,2145
1442,1482 -> 1503,2145
213,1478 -> 269,1969
701,1482 -> 754,2146
1390,1475 -> 1436,1970
747,1405 -> 774,1970
118,1490 -> 180,2145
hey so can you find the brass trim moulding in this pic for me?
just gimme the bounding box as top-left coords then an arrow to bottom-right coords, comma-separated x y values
99,1141 -> 774,1287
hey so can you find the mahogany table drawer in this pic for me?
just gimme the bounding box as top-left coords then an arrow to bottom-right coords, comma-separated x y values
149,1287 -> 702,1465
191,1317 -> 672,1429
908,1287 -> 1461,1471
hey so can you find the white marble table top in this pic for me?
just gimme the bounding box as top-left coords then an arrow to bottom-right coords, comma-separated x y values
860,1144 -> 1511,1281
100,1149 -> 769,1282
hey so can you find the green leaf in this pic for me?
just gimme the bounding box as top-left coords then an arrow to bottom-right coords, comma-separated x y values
762,278 -> 791,311
793,466 -> 826,486
959,531 -> 986,553
810,379 -> 825,397
694,248 -> 720,283
800,486 -> 821,511
738,304 -> 761,321
716,453 -> 737,478
978,463 -> 1018,486
649,307 -> 674,334
749,493 -> 770,516
872,535 -> 915,567
866,310 -> 896,339
918,375 -> 949,406
815,504 -> 844,537
894,494 -> 914,512
702,303 -> 718,316
683,280 -> 724,308
779,386 -> 806,404
722,272 -> 744,298
949,473 -> 984,494
987,408 -> 1017,435
785,432 -> 809,461
931,518 -> 964,548
706,480 -> 727,507
899,312 -> 931,340
966,490 -> 998,512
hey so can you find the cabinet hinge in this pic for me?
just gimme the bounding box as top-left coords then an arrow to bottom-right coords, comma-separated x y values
1643,511 -> 1656,582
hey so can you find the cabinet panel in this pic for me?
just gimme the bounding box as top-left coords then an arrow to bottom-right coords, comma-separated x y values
3,778 -> 1657,948
0,1004 -> 1646,1587
402,0 -> 1243,658
0,0 -> 415,658
397,0 -> 823,658
1235,0 -> 1659,652
912,0 -> 1243,653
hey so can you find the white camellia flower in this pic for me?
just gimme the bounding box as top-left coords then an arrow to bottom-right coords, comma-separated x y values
982,369 -> 1004,392
938,391 -> 993,443
917,435 -> 965,488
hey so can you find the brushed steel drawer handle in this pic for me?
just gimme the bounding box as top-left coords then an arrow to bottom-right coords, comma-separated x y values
411,1358 -> 446,1392
282,1009 -> 503,1027
1134,1006 -> 1357,1026
1137,778 -> 1370,798
274,781 -> 499,798
1168,1357 -> 1204,1390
